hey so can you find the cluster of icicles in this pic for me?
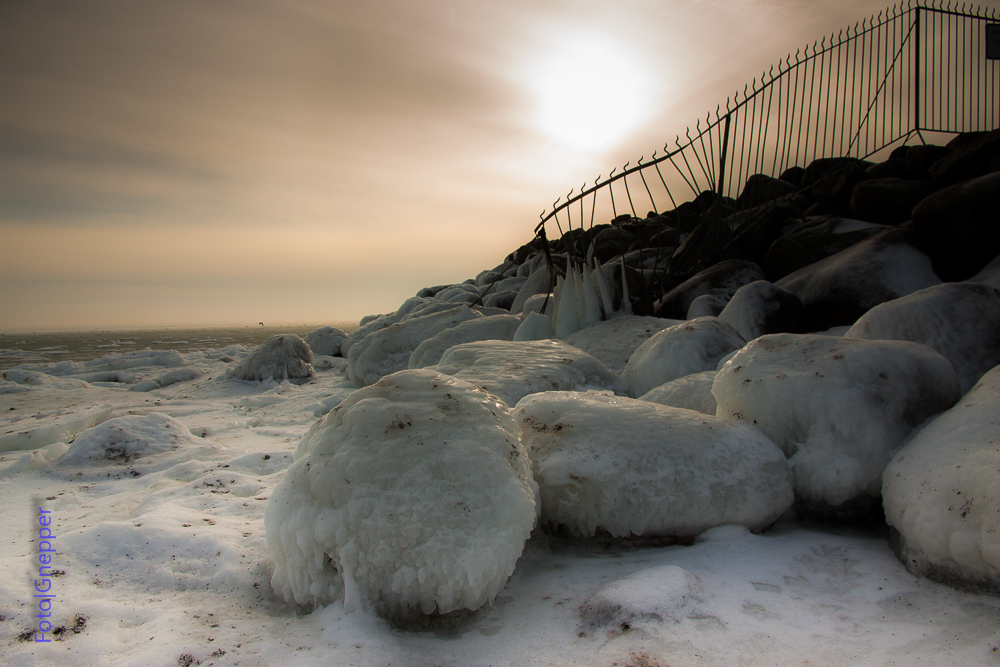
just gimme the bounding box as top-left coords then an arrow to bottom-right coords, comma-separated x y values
513,252 -> 632,341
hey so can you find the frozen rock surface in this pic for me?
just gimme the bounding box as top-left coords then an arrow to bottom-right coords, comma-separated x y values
845,282 -> 1000,394
968,253 -> 1000,290
561,315 -> 680,374
883,365 -> 1000,594
623,317 -> 745,398
637,370 -> 718,415
408,314 -> 521,369
304,326 -> 348,357
428,340 -> 621,407
713,334 -> 961,517
228,334 -> 315,382
512,391 -> 793,538
265,369 -> 537,617
718,280 -> 803,341
580,565 -> 702,629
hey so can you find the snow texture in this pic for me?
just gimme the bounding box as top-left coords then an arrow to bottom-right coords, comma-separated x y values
0,402 -> 113,452
428,339 -> 621,407
883,364 -> 1000,593
561,315 -> 679,375
637,370 -> 718,415
305,326 -> 348,357
623,317 -> 745,398
580,564 -> 702,629
408,314 -> 521,369
265,369 -> 537,616
713,334 -> 961,510
228,334 -> 315,382
845,282 -> 1000,394
347,305 -> 479,386
512,391 -> 793,538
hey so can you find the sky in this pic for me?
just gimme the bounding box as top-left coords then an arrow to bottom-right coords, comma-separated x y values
0,0 -> 971,331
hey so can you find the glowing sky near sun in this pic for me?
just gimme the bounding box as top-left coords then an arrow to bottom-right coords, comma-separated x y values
0,0 -> 954,330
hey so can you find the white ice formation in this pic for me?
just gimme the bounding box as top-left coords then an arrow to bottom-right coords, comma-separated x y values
304,326 -> 348,357
562,315 -> 679,374
228,334 -> 315,382
637,370 -> 718,415
408,314 -> 522,369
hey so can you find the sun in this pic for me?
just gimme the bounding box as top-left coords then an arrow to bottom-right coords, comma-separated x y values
525,28 -> 656,154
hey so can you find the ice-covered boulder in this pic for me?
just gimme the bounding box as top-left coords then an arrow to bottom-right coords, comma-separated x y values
968,253 -> 1000,290
637,370 -> 718,415
718,280 -> 803,341
428,340 -> 621,407
264,369 -> 537,618
653,260 -> 765,319
845,282 -> 1000,394
228,334 -> 314,382
623,317 -> 745,398
512,391 -> 793,538
561,315 -> 680,375
883,365 -> 1000,594
713,334 -> 961,519
686,294 -> 727,318
408,315 -> 522,368
580,565 -> 702,629
347,305 -> 479,386
304,326 -> 347,357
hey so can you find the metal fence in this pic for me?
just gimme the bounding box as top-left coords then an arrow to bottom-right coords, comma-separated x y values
530,0 -> 999,299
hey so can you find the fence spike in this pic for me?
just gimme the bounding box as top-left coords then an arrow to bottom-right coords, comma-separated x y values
623,161 -> 631,171
610,167 -> 617,179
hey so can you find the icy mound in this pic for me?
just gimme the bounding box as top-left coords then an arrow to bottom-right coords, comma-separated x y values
428,340 -> 621,407
580,565 -> 702,629
623,317 -> 745,398
304,326 -> 347,357
561,315 -> 679,374
713,334 -> 960,516
347,305 -> 479,386
883,365 -> 1000,593
228,334 -> 314,382
637,370 -> 718,415
0,402 -> 113,452
845,282 -> 1000,394
512,392 -> 793,538
265,369 -> 538,617
408,314 -> 521,368
718,280 -> 802,341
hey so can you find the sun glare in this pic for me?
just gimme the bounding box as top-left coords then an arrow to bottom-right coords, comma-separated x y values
527,29 -> 657,154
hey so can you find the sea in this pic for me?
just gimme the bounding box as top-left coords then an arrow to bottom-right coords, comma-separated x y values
0,322 -> 358,372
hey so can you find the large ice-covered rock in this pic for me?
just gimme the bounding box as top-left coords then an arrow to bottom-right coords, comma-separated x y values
264,369 -> 537,617
844,282 -> 1000,394
654,260 -> 765,319
512,391 -> 793,538
561,315 -> 680,374
428,340 -> 621,407
408,314 -> 521,369
228,334 -> 315,382
968,253 -> 1000,290
637,370 -> 718,415
304,326 -> 347,357
718,280 -> 803,341
347,305 -> 479,386
622,317 -> 745,398
713,334 -> 961,518
883,365 -> 1000,594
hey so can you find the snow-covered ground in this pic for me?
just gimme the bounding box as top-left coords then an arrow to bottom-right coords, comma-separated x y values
2,341 -> 999,667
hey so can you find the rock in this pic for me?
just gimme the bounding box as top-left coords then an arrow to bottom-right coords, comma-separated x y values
482,289 -> 518,310
849,177 -> 932,225
904,144 -> 954,177
735,174 -> 801,210
723,195 -> 808,261
928,128 -> 1000,186
416,285 -> 451,298
775,227 -> 941,331
883,365 -> 1000,594
637,370 -> 718,415
911,171 -> 1000,281
713,334 -> 960,521
763,236 -> 817,281
561,315 -> 680,375
304,326 -> 347,357
428,339 -> 621,407
968,253 -> 1000,289
777,215 -> 889,260
228,334 -> 315,382
591,227 -> 636,263
865,158 -> 908,179
623,317 -> 745,397
845,282 -> 1000,394
718,280 -> 803,340
802,158 -> 872,216
408,314 -> 522,368
265,369 -> 537,616
686,294 -> 728,318
779,166 -> 805,186
512,391 -> 793,538
654,259 -> 765,319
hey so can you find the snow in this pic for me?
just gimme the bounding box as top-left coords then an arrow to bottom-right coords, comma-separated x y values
512,391 -> 793,538
637,369 -> 718,415
561,315 -> 679,375
845,282 -> 1000,394
428,339 -> 622,406
622,317 -> 745,398
718,280 -> 802,341
883,364 -> 1000,593
228,334 -> 315,382
0,402 -> 114,452
713,334 -> 961,512
408,314 -> 521,368
266,369 -> 537,617
304,326 -> 347,357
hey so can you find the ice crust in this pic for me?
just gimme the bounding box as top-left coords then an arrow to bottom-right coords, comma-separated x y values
408,314 -> 521,369
0,402 -> 114,452
305,326 -> 348,357
265,369 -> 538,615
713,334 -> 961,508
623,317 -> 745,398
637,370 -> 718,415
718,280 -> 799,341
883,364 -> 1000,591
845,282 -> 1000,394
512,391 -> 793,538
561,315 -> 679,374
580,564 -> 702,628
228,334 -> 315,382
428,339 -> 622,407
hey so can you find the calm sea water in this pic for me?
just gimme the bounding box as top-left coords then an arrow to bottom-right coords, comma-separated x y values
0,322 -> 358,372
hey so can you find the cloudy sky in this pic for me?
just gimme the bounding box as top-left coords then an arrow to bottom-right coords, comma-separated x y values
1,0 -> 942,330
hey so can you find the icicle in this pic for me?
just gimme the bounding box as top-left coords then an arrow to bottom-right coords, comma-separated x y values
580,264 -> 602,327
573,263 -> 587,325
554,260 -> 580,338
593,257 -> 615,318
551,274 -> 565,332
620,261 -> 633,315
513,312 -> 551,341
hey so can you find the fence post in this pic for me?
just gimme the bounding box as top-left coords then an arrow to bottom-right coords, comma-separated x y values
914,5 -> 921,134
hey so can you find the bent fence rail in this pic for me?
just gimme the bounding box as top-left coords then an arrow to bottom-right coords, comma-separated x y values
530,0 -> 999,302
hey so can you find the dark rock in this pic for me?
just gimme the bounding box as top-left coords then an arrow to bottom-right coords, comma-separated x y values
723,195 -> 808,261
801,157 -> 873,188
764,236 -> 817,282
850,177 -> 932,225
911,171 -> 1000,281
735,174 -> 801,211
653,259 -> 764,319
482,289 -> 518,310
779,166 -> 805,186
904,144 -> 954,177
639,226 -> 683,249
778,215 -> 889,260
718,280 -> 803,339
591,226 -> 636,263
416,284 -> 451,298
865,158 -> 908,179
928,129 -> 1000,186
669,190 -> 729,232
803,160 -> 872,217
